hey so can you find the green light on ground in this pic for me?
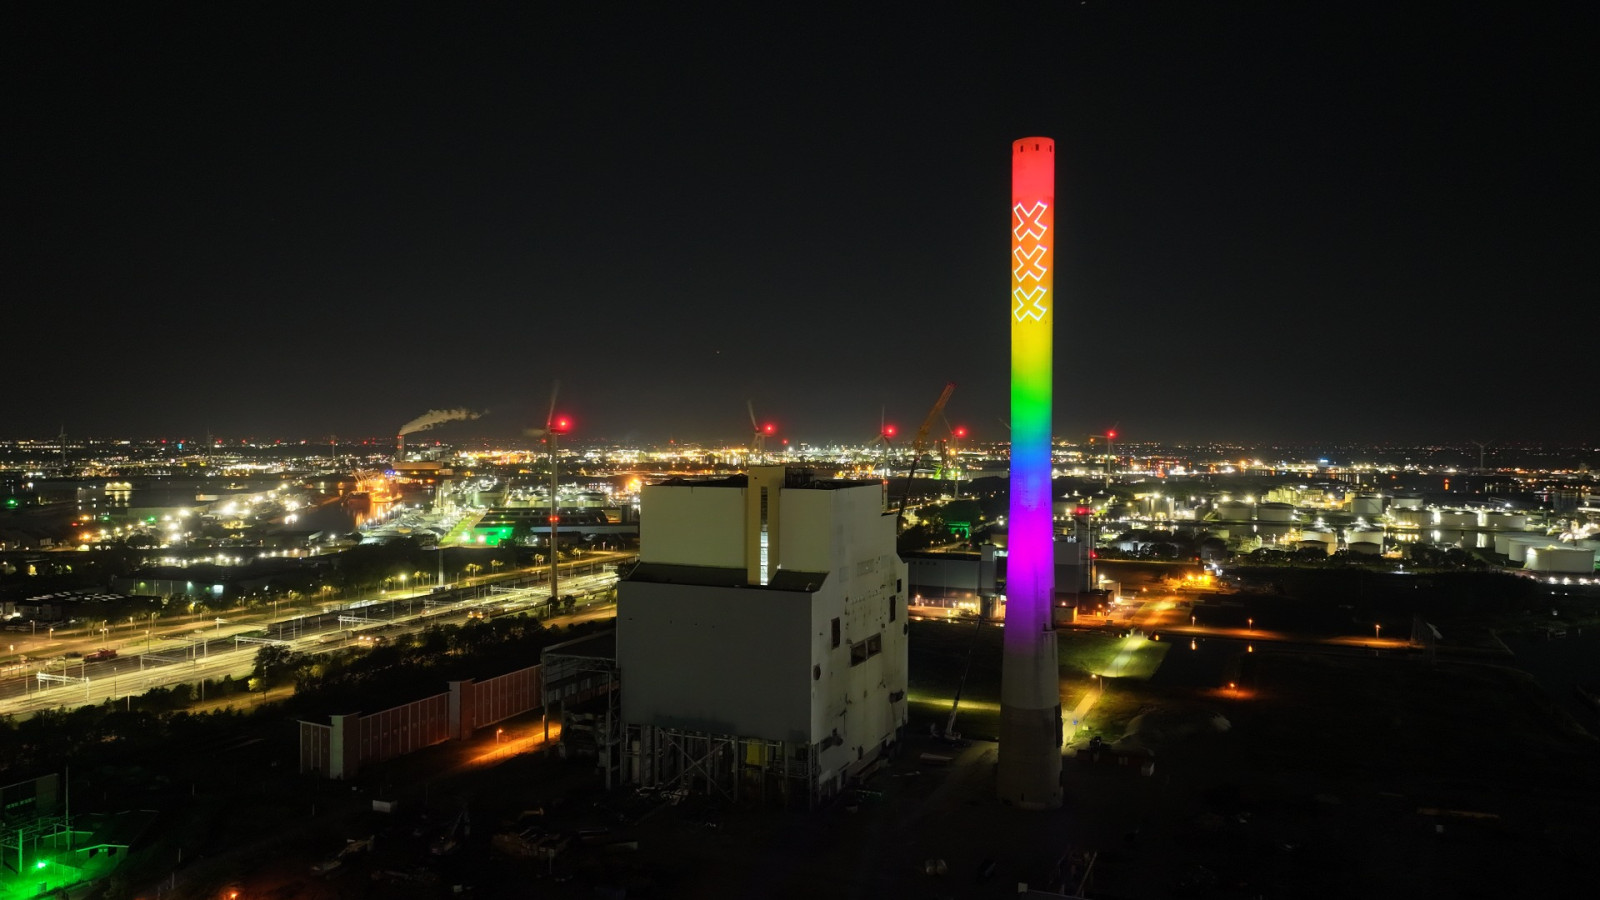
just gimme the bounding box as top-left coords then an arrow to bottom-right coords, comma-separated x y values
34,861 -> 45,870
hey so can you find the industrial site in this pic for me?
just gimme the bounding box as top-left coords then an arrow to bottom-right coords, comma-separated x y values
7,2 -> 1599,895
1,397 -> 1596,898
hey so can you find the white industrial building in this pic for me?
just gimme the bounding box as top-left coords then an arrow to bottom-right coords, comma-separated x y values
616,466 -> 909,807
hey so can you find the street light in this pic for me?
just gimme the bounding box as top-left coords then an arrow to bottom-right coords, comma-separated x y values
1247,617 -> 1253,631
1374,623 -> 1381,639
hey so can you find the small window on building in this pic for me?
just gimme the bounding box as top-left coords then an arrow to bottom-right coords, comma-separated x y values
849,632 -> 884,666
897,578 -> 903,593
831,617 -> 841,648
889,595 -> 896,622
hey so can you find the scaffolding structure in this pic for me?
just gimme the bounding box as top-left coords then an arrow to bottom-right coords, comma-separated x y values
624,725 -> 820,809
541,632 -> 621,788
541,630 -> 837,808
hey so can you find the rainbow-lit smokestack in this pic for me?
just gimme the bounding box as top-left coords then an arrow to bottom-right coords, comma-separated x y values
998,136 -> 1063,808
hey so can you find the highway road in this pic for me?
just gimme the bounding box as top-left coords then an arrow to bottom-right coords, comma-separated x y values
0,557 -> 630,718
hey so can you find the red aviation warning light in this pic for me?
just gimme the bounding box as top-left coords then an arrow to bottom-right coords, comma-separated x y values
762,423 -> 776,435
953,426 -> 968,439
1107,429 -> 1117,440
883,424 -> 898,439
550,416 -> 573,434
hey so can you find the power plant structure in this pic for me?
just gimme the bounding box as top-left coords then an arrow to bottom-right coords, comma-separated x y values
998,136 -> 1064,808
616,466 -> 909,806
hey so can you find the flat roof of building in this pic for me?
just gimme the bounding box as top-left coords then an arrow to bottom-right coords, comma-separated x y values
651,468 -> 879,491
627,562 -> 829,592
541,628 -> 616,662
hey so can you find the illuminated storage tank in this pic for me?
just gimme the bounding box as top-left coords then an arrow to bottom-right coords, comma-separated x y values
1257,502 -> 1295,523
1493,531 -> 1545,557
1351,492 -> 1385,517
1391,496 -> 1424,510
998,136 -> 1062,810
1298,529 -> 1337,555
1215,500 -> 1253,522
1347,528 -> 1384,554
1435,510 -> 1476,529
1524,544 -> 1597,574
1501,533 -> 1557,563
1390,508 -> 1429,529
1480,511 -> 1528,531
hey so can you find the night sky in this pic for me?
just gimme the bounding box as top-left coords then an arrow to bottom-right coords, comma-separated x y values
6,2 -> 1596,445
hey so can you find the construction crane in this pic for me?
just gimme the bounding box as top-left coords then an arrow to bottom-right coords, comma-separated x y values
910,383 -> 956,459
893,382 -> 956,529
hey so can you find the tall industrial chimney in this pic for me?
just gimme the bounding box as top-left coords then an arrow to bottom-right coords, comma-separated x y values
998,136 -> 1063,809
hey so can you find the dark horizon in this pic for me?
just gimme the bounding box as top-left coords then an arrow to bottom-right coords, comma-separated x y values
6,3 -> 1597,445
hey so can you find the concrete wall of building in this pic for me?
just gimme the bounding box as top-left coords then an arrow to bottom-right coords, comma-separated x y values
618,582 -> 814,742
776,487 -> 847,573
808,559 -> 908,783
905,553 -> 980,597
639,484 -> 745,568
784,485 -> 910,780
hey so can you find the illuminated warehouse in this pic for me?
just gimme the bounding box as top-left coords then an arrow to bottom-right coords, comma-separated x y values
615,466 -> 909,806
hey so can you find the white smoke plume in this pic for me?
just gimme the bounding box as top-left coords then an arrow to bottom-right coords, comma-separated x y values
399,408 -> 482,435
